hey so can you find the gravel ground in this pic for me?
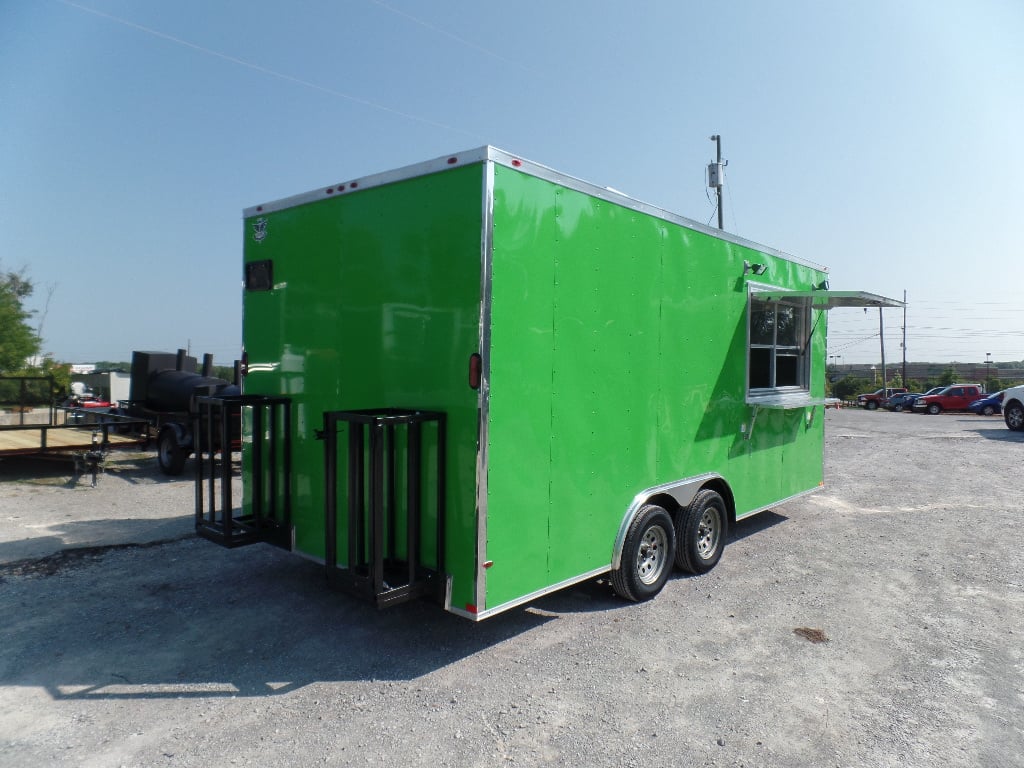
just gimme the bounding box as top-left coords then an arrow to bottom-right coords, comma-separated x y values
1,409 -> 1022,767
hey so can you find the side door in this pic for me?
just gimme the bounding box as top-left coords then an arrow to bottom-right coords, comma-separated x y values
959,387 -> 981,409
944,387 -> 966,408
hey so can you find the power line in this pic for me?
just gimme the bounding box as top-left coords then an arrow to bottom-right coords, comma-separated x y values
58,0 -> 484,141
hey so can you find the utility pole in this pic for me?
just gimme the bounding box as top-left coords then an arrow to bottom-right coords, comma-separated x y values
901,289 -> 907,386
708,135 -> 725,230
879,307 -> 887,390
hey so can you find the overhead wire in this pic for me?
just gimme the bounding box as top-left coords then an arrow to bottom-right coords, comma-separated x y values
57,0 -> 484,141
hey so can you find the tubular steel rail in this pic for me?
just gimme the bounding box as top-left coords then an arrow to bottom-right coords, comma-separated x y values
0,407 -> 149,457
193,394 -> 292,549
321,409 -> 446,608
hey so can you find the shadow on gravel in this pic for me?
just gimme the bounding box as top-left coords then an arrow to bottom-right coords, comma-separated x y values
0,518 -> 196,565
731,510 -> 787,541
0,451 -> 193,487
527,510 -> 790,617
0,511 -> 793,701
0,538 -> 554,701
966,426 -> 1024,442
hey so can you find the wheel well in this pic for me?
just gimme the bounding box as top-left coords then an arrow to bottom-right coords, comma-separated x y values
612,477 -> 737,571
647,479 -> 737,532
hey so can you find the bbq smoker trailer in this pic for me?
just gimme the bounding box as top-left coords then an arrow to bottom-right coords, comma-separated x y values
195,147 -> 901,620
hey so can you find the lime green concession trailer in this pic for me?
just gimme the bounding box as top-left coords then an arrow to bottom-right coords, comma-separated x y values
196,147 -> 900,620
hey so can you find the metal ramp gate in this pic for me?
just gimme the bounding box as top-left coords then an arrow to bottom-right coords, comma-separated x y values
320,409 -> 447,608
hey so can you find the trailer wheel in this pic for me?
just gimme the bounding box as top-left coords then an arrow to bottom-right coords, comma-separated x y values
611,504 -> 675,602
157,427 -> 187,476
674,489 -> 726,574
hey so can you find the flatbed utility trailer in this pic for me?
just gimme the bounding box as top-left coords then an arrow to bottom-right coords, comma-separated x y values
0,404 -> 149,484
0,375 -> 149,464
0,416 -> 146,457
197,147 -> 901,620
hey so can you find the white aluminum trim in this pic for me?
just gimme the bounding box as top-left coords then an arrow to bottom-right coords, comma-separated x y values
447,565 -> 612,621
735,485 -> 822,521
244,145 -> 828,273
473,159 -> 496,613
484,147 -> 827,273
746,392 -> 827,408
243,147 -> 493,217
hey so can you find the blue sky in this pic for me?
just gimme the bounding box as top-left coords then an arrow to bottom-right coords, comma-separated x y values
2,0 -> 1022,366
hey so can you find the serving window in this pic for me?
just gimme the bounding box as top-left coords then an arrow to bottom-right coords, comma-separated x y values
748,294 -> 810,395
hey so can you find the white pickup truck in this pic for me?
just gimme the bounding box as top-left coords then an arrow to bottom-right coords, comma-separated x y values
1003,385 -> 1024,431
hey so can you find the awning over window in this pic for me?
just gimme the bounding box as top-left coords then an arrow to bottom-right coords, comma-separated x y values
753,290 -> 905,310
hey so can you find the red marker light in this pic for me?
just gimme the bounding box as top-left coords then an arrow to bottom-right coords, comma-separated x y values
447,156 -> 458,165
511,159 -> 522,167
469,353 -> 482,389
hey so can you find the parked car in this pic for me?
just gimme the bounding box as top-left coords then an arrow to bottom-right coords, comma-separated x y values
912,384 -> 983,414
857,387 -> 907,410
967,390 -> 1004,416
885,392 -> 922,412
1003,386 -> 1024,431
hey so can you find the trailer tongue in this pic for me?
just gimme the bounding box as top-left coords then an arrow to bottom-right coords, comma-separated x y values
195,147 -> 902,620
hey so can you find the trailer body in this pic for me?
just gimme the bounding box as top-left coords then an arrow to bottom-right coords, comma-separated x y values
233,147 -> 899,619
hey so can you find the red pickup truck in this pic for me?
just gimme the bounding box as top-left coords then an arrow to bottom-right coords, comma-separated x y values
912,384 -> 982,414
856,387 -> 908,410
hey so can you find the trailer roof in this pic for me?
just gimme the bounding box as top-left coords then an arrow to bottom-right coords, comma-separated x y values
244,146 -> 828,273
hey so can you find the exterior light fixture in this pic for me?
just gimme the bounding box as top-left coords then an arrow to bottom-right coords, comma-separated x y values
743,260 -> 768,276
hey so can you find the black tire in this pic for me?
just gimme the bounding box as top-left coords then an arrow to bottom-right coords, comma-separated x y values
927,403 -> 941,415
674,489 -> 727,574
893,404 -> 904,412
1005,401 -> 1024,432
157,427 -> 187,476
982,405 -> 996,416
866,401 -> 878,410
611,504 -> 676,602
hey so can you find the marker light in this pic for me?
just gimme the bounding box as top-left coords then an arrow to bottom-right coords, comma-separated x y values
469,353 -> 482,390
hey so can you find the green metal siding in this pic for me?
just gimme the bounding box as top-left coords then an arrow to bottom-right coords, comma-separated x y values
242,165 -> 485,611
483,165 -> 826,610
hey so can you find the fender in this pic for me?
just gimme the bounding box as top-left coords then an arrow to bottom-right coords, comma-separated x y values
611,473 -> 727,570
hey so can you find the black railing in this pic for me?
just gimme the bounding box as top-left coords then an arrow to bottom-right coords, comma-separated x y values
321,408 -> 446,608
193,394 -> 291,549
0,375 -> 58,426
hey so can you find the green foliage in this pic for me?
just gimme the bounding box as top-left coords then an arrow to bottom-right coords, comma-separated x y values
829,375 -> 866,401
212,364 -> 237,383
93,361 -> 131,372
0,265 -> 40,372
937,366 -> 957,387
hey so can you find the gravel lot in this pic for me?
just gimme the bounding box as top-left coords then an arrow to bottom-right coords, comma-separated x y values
1,409 -> 1022,767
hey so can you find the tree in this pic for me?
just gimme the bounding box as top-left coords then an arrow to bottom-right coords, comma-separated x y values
830,375 -> 866,402
0,266 -> 40,372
